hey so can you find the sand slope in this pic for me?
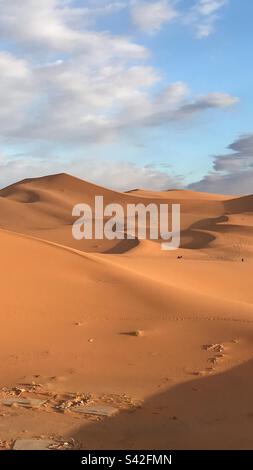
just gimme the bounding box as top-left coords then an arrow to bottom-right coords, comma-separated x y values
0,173 -> 252,449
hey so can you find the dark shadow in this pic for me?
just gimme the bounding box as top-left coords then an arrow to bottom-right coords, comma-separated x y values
180,215 -> 228,250
225,195 -> 253,214
119,330 -> 143,337
103,214 -> 253,253
180,214 -> 253,250
0,188 -> 41,204
70,358 -> 253,450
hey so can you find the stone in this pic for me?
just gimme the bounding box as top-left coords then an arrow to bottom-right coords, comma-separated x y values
72,404 -> 118,417
2,398 -> 47,408
13,439 -> 54,450
123,330 -> 143,337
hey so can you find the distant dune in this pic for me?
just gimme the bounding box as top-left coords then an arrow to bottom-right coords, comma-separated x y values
0,173 -> 252,449
125,187 -> 232,200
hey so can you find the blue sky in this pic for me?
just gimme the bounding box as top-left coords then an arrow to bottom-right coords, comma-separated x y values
0,0 -> 252,193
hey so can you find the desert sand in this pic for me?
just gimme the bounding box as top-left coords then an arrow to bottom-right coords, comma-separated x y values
0,173 -> 253,450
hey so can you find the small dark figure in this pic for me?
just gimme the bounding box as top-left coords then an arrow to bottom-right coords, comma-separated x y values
177,256 -> 183,260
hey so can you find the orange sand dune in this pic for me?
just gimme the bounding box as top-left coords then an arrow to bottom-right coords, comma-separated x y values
0,173 -> 252,449
126,187 -> 233,200
0,172 -> 242,252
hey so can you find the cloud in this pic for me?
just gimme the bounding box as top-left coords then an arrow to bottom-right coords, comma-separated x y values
130,0 -> 228,38
189,134 -> 253,195
142,91 -> 238,126
0,0 -> 229,62
0,153 -> 183,191
75,160 -> 183,191
0,20 -> 238,146
0,48 -> 238,144
116,85 -> 238,129
0,1 -> 235,146
0,53 -> 35,133
0,0 -> 237,189
130,0 -> 178,34
0,0 -> 145,57
196,0 -> 227,16
191,0 -> 228,38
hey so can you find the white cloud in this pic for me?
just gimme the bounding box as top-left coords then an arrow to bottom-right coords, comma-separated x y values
130,0 -> 178,33
0,53 -> 35,133
0,51 -> 238,144
196,0 -> 227,16
0,1 -> 237,149
191,0 -> 228,38
130,0 -> 228,38
0,153 -> 183,191
121,88 -> 238,128
0,0 -> 146,58
75,160 -> 183,191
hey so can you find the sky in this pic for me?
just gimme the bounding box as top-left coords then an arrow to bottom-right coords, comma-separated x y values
0,0 -> 252,194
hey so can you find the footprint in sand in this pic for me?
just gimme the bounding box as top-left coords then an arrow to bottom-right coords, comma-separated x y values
191,340 -> 239,377
202,344 -> 224,353
203,340 -> 240,373
203,343 -> 226,371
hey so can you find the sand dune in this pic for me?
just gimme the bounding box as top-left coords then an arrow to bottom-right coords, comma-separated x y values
0,173 -> 252,449
126,187 -> 232,201
0,172 -> 241,252
225,194 -> 253,214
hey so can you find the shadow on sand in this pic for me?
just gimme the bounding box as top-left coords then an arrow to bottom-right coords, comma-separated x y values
70,358 -> 253,450
105,214 -> 253,253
